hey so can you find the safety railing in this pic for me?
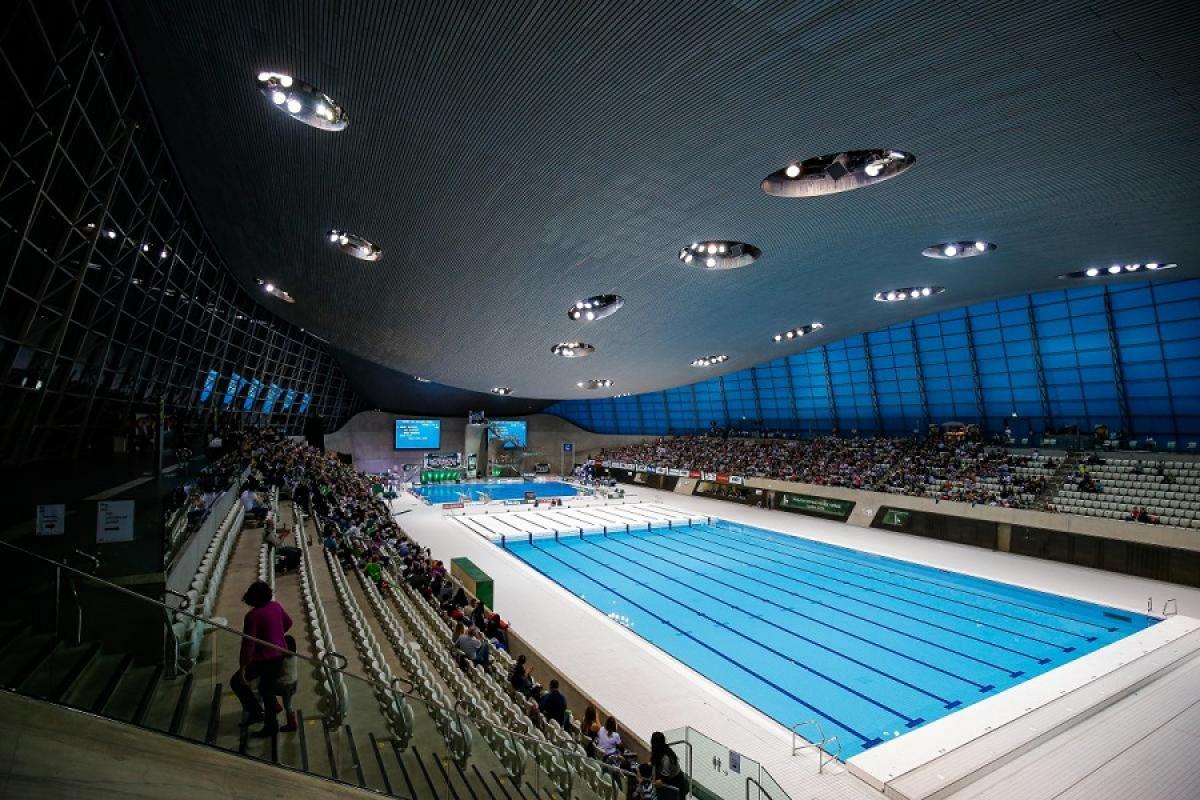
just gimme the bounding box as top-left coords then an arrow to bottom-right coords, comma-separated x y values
0,537 -> 637,798
791,719 -> 841,773
664,726 -> 794,800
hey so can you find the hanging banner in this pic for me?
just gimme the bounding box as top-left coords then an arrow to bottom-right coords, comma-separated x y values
423,452 -> 463,469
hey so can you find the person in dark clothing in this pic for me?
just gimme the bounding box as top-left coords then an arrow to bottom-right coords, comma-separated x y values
509,653 -> 534,695
539,679 -> 568,728
650,731 -> 690,798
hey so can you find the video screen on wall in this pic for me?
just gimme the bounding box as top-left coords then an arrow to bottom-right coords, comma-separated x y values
395,419 -> 441,449
488,419 -> 527,448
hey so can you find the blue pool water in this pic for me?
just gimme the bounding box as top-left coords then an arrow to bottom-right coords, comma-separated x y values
502,518 -> 1157,757
415,480 -> 578,504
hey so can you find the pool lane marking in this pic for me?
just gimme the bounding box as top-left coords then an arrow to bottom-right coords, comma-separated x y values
600,533 -> 993,693
619,530 -> 1023,677
659,529 -> 1048,666
520,541 -> 887,749
555,539 -> 926,728
586,535 -> 973,703
713,521 -> 1109,637
677,527 -> 1072,654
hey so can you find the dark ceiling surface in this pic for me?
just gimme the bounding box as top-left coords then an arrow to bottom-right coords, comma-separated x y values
114,0 -> 1200,406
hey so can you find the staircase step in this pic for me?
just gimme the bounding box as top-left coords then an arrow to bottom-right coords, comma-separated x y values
48,642 -> 101,702
0,632 -> 54,687
89,653 -> 135,714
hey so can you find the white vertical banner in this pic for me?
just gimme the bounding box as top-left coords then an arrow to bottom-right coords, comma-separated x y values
96,500 -> 136,543
36,504 -> 66,536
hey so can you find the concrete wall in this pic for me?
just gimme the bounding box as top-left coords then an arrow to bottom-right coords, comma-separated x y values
325,410 -> 648,474
741,476 -> 1200,553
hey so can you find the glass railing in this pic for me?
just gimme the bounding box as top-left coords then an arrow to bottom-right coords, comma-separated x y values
0,538 -> 633,799
663,726 -> 794,800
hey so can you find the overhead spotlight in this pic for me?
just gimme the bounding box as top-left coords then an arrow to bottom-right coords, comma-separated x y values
1126,264 -> 1140,271
141,243 -> 150,252
271,91 -> 286,105
1146,263 -> 1159,270
314,103 -> 327,118
678,240 -> 761,270
567,294 -> 624,321
286,98 -> 302,113
923,240 -> 995,259
876,285 -> 944,302
784,163 -> 801,178
264,282 -> 275,292
886,291 -> 897,301
1107,265 -> 1121,274
491,387 -> 512,396
1085,267 -> 1100,277
888,151 -> 905,160
327,229 -> 381,261
256,71 -> 346,130
105,230 -> 117,240
921,287 -> 932,296
159,249 -> 168,259
763,149 -> 915,197
552,342 -> 595,358
278,75 -> 293,88
773,334 -> 782,341
864,161 -> 883,177
785,330 -> 795,339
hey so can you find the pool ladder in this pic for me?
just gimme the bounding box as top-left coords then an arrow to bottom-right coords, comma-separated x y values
791,720 -> 841,773
1148,597 -> 1179,616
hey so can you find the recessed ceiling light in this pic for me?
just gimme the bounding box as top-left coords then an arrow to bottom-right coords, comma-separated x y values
678,241 -> 762,271
577,379 -> 613,390
255,71 -> 347,131
875,286 -> 945,302
691,354 -> 729,367
105,230 -> 117,239
264,282 -> 275,292
413,376 -> 431,383
772,322 -> 824,342
551,342 -> 595,358
567,294 -> 623,322
762,149 -> 915,197
922,240 -> 996,259
255,277 -> 295,303
491,387 -> 512,395
326,229 -> 381,261
1060,262 -> 1177,280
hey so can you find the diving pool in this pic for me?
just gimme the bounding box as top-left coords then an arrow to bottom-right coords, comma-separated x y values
501,518 -> 1157,757
415,480 -> 578,504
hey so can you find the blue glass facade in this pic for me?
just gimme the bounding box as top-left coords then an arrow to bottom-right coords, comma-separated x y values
547,279 -> 1200,440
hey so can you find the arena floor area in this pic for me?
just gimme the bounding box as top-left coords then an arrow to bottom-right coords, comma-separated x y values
390,485 -> 1200,800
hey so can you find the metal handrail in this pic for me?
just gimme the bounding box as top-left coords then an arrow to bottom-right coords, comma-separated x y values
0,537 -> 634,780
791,719 -> 840,773
746,776 -> 777,800
1163,598 -> 1178,616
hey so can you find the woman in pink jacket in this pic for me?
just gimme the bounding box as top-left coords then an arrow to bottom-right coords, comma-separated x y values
230,581 -> 293,736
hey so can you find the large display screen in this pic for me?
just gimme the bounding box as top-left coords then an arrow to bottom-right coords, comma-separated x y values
489,419 -> 527,448
395,419 -> 441,449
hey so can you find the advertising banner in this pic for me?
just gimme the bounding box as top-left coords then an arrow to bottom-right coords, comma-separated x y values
701,472 -> 716,481
716,474 -> 730,484
729,475 -> 745,485
779,492 -> 855,520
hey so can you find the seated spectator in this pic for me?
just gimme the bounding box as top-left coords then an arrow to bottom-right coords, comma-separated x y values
241,485 -> 269,523
363,553 -> 383,586
634,763 -> 658,800
263,523 -> 301,572
539,679 -> 568,728
456,626 -> 489,666
595,715 -> 623,761
509,653 -> 534,695
581,704 -> 601,739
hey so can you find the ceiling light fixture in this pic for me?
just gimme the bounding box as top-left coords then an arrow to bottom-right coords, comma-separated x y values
762,149 -> 915,197
413,376 -> 431,383
577,379 -> 613,390
491,387 -> 512,396
326,229 -> 382,261
1060,262 -> 1177,280
691,354 -> 729,368
551,342 -> 595,358
772,322 -> 824,342
567,294 -> 623,321
255,277 -> 295,304
874,286 -> 945,302
922,240 -> 996,259
255,71 -> 347,131
678,241 -> 762,271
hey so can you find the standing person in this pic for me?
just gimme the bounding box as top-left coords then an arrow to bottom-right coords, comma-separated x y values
651,731 -> 690,798
230,581 -> 292,737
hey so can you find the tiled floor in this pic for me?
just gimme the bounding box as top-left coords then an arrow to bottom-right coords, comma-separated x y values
393,486 -> 1200,800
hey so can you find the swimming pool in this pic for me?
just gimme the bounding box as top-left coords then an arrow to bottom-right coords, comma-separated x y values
414,480 -> 578,504
501,518 -> 1157,758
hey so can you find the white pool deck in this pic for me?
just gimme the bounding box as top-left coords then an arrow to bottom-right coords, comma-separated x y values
390,486 -> 1200,800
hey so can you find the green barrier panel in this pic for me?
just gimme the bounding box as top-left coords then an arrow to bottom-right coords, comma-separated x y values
451,557 -> 493,610
778,492 -> 855,521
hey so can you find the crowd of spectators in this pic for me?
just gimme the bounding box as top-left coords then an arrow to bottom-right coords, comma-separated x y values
598,433 -> 1056,510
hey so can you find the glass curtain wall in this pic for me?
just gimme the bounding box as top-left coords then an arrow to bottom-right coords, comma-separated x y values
0,0 -> 362,463
548,280 -> 1200,441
